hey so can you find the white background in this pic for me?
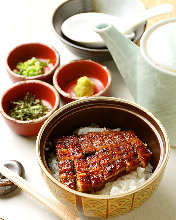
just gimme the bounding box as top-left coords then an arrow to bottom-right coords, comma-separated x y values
0,0 -> 175,219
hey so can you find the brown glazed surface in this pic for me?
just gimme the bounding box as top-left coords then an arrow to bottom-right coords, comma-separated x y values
37,97 -> 169,218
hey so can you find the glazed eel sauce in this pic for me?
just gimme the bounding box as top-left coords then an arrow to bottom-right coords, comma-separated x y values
54,129 -> 152,193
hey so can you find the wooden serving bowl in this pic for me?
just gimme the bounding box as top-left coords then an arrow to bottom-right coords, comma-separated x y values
6,42 -> 60,84
0,80 -> 60,136
53,59 -> 112,103
36,97 -> 169,218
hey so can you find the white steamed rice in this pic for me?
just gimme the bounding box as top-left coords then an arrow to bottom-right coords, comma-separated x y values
48,125 -> 153,195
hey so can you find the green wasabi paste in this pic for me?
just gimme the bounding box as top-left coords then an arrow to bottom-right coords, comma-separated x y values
74,76 -> 95,97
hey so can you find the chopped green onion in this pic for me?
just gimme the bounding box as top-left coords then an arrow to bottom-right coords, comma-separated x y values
13,57 -> 50,77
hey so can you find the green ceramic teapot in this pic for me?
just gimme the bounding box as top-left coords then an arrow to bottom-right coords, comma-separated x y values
94,18 -> 176,146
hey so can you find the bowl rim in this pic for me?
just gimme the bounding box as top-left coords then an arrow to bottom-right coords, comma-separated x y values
53,59 -> 112,101
36,96 -> 170,199
51,0 -> 146,52
6,42 -> 60,80
0,80 -> 60,124
51,1 -> 109,53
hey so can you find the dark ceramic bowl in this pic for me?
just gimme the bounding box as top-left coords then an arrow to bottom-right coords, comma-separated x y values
36,97 -> 169,218
52,0 -> 146,61
0,80 -> 60,136
53,59 -> 112,103
6,42 -> 60,84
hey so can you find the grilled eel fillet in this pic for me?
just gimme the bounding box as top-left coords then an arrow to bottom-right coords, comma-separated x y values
55,129 -> 152,193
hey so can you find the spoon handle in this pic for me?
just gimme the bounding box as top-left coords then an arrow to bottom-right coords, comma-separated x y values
123,4 -> 173,33
0,164 -> 81,220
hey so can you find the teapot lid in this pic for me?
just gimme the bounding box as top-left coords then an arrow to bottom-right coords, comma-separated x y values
145,20 -> 176,72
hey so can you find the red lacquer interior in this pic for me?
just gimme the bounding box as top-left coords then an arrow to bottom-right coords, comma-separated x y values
2,82 -> 57,115
7,43 -> 57,71
56,60 -> 110,96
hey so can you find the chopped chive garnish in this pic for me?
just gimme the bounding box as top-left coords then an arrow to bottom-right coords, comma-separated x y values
9,92 -> 50,121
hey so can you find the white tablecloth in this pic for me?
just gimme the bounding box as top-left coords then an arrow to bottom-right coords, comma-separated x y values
0,0 -> 175,219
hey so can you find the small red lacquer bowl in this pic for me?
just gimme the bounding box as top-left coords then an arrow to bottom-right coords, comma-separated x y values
0,80 -> 60,136
53,59 -> 112,103
6,42 -> 60,84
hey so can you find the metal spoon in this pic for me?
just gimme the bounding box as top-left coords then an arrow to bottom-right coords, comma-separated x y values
61,4 -> 173,48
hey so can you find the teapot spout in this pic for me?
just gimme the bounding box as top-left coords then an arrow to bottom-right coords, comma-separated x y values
94,23 -> 139,100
